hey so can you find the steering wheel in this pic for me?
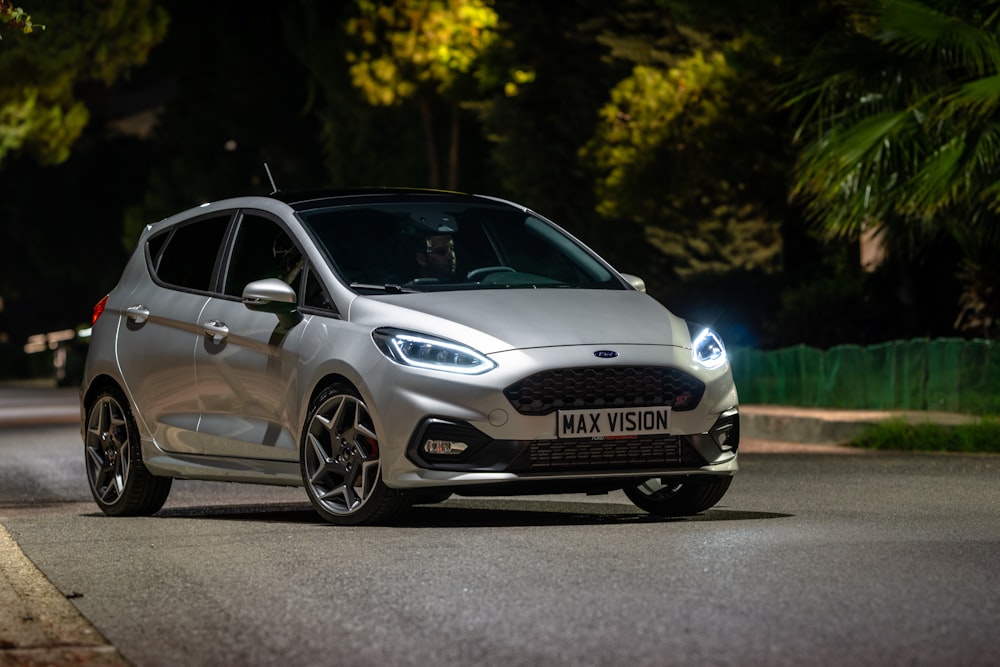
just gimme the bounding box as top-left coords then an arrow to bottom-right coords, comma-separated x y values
466,266 -> 515,282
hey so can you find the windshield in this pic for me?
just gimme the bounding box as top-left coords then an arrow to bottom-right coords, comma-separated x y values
298,202 -> 622,293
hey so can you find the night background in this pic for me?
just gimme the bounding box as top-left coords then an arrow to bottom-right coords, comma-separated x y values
1,0 -> 997,379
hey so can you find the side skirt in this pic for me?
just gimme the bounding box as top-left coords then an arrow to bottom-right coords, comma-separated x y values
142,440 -> 302,486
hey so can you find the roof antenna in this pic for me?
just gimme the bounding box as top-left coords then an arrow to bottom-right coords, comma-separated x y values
263,162 -> 279,194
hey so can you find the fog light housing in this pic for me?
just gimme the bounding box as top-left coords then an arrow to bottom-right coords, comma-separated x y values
423,439 -> 469,455
710,409 -> 740,452
408,418 -> 492,468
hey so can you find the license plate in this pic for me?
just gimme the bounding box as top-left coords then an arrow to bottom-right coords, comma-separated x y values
556,406 -> 671,439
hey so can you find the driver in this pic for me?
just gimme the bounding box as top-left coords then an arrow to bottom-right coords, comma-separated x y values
416,233 -> 457,281
409,214 -> 458,281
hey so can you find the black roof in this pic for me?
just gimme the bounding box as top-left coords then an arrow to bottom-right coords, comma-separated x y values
265,187 -> 493,212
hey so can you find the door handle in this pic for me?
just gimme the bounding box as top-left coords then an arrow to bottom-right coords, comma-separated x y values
125,305 -> 150,324
202,320 -> 230,344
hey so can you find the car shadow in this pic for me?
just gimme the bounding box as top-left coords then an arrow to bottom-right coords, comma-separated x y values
399,500 -> 791,528
146,498 -> 791,527
151,502 -> 323,524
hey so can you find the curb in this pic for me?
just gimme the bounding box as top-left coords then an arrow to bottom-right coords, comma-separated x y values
0,525 -> 129,666
0,386 -> 80,428
740,404 -> 978,445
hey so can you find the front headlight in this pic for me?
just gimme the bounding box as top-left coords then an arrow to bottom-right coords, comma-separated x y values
691,326 -> 727,370
372,328 -> 497,375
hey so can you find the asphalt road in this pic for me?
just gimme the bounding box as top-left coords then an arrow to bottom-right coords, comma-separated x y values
1,413 -> 999,665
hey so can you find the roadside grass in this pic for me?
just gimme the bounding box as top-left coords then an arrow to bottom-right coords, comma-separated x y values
850,417 -> 1000,454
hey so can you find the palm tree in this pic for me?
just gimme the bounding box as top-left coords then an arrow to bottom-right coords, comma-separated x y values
787,0 -> 1000,337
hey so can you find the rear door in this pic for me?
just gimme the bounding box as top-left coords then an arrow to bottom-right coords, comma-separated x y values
115,213 -> 232,454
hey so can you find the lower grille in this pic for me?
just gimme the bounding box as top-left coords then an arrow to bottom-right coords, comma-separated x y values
527,436 -> 683,472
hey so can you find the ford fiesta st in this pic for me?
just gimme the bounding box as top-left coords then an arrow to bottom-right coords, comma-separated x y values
81,189 -> 739,525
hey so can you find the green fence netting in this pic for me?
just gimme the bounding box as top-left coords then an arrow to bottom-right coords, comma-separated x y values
730,338 -> 1000,414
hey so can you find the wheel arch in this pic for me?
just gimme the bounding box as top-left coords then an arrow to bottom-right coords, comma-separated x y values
305,373 -> 358,412
80,373 -> 145,446
301,361 -> 391,416
299,373 -> 364,437
81,374 -> 126,415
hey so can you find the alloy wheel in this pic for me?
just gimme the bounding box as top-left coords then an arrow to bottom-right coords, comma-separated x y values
303,393 -> 381,517
85,394 -> 133,506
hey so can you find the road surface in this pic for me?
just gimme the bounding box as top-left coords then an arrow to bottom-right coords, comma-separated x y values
1,393 -> 998,666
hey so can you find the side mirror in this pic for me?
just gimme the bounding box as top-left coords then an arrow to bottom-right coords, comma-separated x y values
242,278 -> 298,315
620,273 -> 647,293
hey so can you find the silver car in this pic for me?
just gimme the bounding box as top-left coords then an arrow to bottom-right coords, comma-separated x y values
81,189 -> 739,525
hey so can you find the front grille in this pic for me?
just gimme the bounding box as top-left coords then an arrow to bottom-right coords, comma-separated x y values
504,366 -> 705,416
527,436 -> 683,472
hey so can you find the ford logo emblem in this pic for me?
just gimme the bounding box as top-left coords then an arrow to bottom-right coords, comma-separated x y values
594,350 -> 619,359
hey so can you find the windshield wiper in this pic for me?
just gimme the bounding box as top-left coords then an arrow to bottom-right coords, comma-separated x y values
349,282 -> 418,294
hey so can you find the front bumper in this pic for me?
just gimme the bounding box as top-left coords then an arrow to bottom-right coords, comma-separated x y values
384,408 -> 739,491
362,344 -> 740,490
407,407 -> 739,473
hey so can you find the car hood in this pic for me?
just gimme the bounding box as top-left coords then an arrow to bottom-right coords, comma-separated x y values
347,289 -> 690,354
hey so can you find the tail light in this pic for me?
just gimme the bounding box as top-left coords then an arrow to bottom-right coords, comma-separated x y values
92,294 -> 109,325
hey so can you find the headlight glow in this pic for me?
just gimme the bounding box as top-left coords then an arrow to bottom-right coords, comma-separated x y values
692,327 -> 727,370
372,329 -> 497,375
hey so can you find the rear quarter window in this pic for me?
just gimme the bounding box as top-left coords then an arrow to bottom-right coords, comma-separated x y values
150,214 -> 231,291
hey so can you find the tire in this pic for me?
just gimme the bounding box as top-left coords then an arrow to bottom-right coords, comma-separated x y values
84,388 -> 172,516
624,477 -> 732,516
300,384 -> 410,525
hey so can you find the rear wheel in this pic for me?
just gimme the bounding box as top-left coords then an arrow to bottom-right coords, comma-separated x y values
300,384 -> 410,525
624,477 -> 732,516
84,388 -> 172,516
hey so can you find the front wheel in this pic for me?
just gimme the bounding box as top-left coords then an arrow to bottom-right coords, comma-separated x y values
300,384 -> 410,525
84,388 -> 172,516
624,477 -> 732,516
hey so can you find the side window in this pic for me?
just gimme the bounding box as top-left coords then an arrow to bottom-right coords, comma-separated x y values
153,214 -> 230,291
224,213 -> 304,297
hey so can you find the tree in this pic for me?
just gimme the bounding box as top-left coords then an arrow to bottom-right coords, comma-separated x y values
787,0 -> 1000,337
0,0 -> 168,357
344,0 -> 499,189
0,0 -> 167,167
0,1 -> 43,38
582,49 -> 782,278
476,0 -> 620,233
121,0 -> 328,244
568,0 -> 805,320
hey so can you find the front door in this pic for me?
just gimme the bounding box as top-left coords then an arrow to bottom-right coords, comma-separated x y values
192,211 -> 308,461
